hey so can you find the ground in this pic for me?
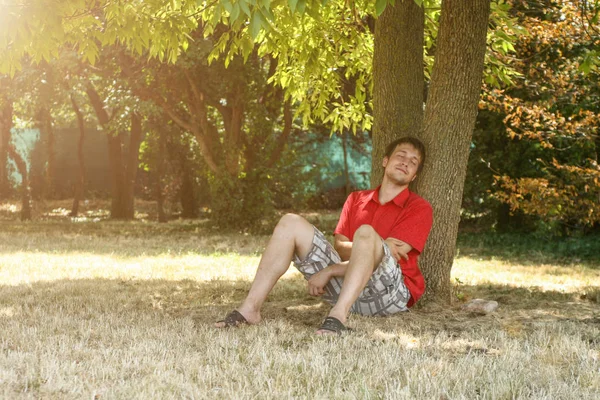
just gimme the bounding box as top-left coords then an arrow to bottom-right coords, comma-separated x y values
0,200 -> 599,399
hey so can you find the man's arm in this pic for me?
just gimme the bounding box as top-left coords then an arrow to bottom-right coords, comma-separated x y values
310,236 -> 413,296
334,234 -> 352,261
384,238 -> 413,261
336,232 -> 413,263
307,261 -> 349,296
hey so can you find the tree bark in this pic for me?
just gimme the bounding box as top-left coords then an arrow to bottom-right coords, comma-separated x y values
342,131 -> 351,197
0,102 -> 13,199
106,133 -> 128,219
70,95 -> 86,217
35,107 -> 56,198
223,83 -> 244,176
371,0 -> 425,187
45,110 -> 56,198
123,113 -> 143,219
415,0 -> 491,303
86,84 -> 131,220
180,154 -> 197,218
7,144 -> 32,220
265,100 -> 292,169
156,128 -> 167,223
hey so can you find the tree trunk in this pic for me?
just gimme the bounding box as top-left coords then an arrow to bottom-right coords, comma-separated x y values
70,95 -> 86,217
180,153 -> 198,218
265,100 -> 292,169
342,131 -> 351,197
86,84 -> 132,220
36,107 -> 56,199
7,144 -> 32,220
46,111 -> 56,198
415,0 -> 491,303
106,132 -> 128,219
371,0 -> 425,187
123,113 -> 143,219
156,128 -> 167,223
0,102 -> 12,199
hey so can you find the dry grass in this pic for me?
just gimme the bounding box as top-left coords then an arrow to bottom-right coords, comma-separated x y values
0,210 -> 599,399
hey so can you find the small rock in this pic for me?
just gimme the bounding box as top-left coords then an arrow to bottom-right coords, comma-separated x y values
462,299 -> 499,314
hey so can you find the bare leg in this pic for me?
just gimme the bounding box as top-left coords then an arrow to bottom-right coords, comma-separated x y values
215,214 -> 315,327
317,224 -> 384,334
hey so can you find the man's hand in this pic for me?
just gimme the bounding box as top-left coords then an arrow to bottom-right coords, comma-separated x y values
384,238 -> 413,262
307,268 -> 332,296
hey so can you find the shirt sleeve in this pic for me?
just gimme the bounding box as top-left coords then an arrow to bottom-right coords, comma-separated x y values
390,200 -> 433,253
334,192 -> 354,239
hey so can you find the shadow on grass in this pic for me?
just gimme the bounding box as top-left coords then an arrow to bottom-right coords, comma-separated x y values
3,220 -> 600,270
1,277 -> 598,337
0,221 -> 270,257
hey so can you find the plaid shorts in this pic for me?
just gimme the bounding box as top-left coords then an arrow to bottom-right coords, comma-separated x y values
293,227 -> 411,316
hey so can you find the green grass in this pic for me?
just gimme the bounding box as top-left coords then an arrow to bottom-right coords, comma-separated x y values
0,202 -> 599,398
457,232 -> 600,266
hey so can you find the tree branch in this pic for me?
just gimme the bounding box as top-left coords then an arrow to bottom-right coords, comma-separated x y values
85,83 -> 110,127
267,100 -> 292,168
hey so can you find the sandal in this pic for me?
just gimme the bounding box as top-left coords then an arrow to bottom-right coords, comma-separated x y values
216,310 -> 249,328
317,316 -> 352,335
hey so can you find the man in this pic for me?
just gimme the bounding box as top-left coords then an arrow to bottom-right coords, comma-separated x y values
215,137 -> 433,334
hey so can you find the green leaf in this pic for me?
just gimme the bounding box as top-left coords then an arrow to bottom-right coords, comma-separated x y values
212,5 -> 222,25
297,0 -> 306,15
261,6 -> 275,21
240,36 -> 254,61
288,0 -> 298,13
375,0 -> 388,16
222,0 -> 233,13
239,0 -> 251,16
249,12 -> 262,39
230,3 -> 241,21
579,57 -> 591,75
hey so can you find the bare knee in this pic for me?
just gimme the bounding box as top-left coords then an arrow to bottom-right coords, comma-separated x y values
354,224 -> 378,241
277,213 -> 302,228
273,213 -> 314,258
274,213 -> 309,235
351,225 -> 383,267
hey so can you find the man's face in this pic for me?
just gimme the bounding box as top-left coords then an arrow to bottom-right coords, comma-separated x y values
382,143 -> 421,185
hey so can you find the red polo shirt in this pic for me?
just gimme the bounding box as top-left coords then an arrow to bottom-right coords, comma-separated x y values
334,187 -> 433,307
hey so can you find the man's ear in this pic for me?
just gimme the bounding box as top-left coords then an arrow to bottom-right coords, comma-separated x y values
382,157 -> 388,168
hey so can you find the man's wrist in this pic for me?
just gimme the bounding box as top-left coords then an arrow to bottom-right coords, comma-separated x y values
328,261 -> 348,278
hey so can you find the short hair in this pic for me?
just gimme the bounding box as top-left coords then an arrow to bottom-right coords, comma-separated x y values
384,137 -> 426,173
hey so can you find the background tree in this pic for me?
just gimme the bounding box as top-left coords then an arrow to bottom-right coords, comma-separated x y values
0,76 -> 32,219
122,27 -> 293,228
83,53 -> 145,220
467,0 -> 600,235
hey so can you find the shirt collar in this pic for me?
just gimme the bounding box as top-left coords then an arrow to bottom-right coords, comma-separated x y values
369,186 -> 411,208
